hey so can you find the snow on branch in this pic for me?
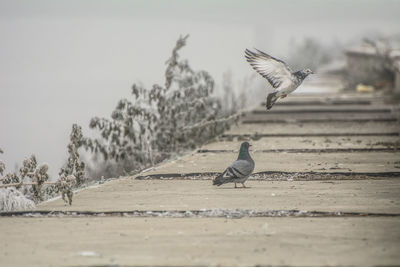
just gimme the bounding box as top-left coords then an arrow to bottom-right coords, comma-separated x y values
83,35 -> 236,179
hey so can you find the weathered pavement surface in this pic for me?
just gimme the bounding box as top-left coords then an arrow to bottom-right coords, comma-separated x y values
1,75 -> 400,267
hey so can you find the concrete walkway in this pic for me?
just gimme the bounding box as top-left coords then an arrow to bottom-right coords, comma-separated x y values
1,75 -> 400,267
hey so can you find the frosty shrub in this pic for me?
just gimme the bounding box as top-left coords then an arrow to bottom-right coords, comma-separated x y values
84,35 -> 239,178
45,123 -> 84,205
0,124 -> 85,210
0,155 -> 50,203
1,155 -> 38,186
59,124 -> 86,186
0,161 -> 6,176
30,163 -> 50,201
0,148 -> 4,176
0,187 -> 35,212
54,175 -> 76,205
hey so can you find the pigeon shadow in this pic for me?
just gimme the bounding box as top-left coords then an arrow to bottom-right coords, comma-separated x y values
214,187 -> 252,190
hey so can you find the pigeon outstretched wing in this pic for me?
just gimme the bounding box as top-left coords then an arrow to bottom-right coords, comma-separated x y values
245,48 -> 294,89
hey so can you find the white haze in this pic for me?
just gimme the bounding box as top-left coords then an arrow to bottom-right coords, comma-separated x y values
0,0 -> 399,177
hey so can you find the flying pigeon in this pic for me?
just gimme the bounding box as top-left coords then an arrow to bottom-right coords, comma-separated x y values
245,48 -> 314,110
213,142 -> 255,188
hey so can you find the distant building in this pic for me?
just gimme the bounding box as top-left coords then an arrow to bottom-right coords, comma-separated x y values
344,43 -> 400,93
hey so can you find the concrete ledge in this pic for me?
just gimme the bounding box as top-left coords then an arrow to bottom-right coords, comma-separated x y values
1,217 -> 399,266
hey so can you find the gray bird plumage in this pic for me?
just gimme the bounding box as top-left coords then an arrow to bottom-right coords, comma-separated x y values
245,48 -> 313,110
213,142 -> 255,188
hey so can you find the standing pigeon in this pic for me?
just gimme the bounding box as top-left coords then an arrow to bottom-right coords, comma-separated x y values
213,142 -> 255,188
245,48 -> 313,110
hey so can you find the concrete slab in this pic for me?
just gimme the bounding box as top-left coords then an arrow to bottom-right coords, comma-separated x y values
1,217 -> 399,267
138,151 -> 400,174
4,78 -> 400,267
36,179 -> 400,214
202,136 -> 400,150
226,121 -> 400,135
257,104 -> 392,112
275,92 -> 381,102
243,112 -> 396,121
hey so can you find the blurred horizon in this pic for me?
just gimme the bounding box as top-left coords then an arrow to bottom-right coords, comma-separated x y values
1,0 -> 400,177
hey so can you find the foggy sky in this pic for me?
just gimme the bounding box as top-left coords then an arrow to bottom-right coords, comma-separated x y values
1,0 -> 399,177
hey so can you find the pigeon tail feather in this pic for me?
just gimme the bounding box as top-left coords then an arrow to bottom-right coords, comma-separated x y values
213,173 -> 230,186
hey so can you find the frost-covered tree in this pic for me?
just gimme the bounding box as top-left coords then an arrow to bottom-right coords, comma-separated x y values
84,35 -> 238,178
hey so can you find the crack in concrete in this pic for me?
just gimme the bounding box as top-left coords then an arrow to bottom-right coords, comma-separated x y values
2,209 -> 400,218
71,266 -> 375,267
252,109 -> 392,114
242,118 -> 398,123
221,133 -> 400,140
197,148 -> 399,153
134,171 -> 400,181
262,100 -> 372,106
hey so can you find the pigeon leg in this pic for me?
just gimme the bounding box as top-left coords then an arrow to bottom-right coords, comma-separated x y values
266,92 -> 279,110
266,93 -> 274,109
242,183 -> 247,188
234,183 -> 237,188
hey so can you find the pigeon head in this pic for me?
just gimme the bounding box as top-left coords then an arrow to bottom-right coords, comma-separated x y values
238,142 -> 252,159
295,68 -> 314,80
303,68 -> 314,75
300,68 -> 314,78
